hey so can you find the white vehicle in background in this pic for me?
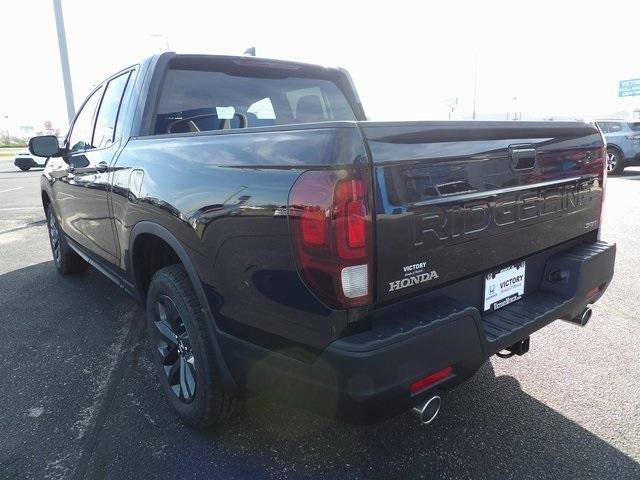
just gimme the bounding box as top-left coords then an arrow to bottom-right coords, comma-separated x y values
14,137 -> 64,171
14,149 -> 45,171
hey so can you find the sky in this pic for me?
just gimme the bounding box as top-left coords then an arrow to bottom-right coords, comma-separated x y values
1,0 -> 639,135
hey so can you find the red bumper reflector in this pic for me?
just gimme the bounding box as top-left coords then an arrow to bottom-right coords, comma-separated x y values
410,366 -> 453,394
586,285 -> 602,300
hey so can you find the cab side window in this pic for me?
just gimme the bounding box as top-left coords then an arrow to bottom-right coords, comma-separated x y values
93,72 -> 131,149
68,86 -> 103,153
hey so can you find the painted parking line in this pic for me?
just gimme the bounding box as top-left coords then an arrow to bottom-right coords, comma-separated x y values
0,206 -> 43,211
0,187 -> 24,194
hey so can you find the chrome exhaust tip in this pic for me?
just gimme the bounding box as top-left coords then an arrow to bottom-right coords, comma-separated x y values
412,395 -> 441,425
566,307 -> 592,327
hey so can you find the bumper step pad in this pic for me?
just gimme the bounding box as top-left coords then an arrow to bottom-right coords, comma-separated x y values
481,241 -> 615,352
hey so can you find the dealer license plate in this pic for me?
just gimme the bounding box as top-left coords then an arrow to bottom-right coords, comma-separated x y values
483,261 -> 526,312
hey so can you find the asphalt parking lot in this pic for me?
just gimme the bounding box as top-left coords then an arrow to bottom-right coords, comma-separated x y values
1,157 -> 639,480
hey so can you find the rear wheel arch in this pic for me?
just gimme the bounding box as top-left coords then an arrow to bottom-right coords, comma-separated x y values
130,232 -> 181,303
128,221 -> 239,394
128,223 -> 204,301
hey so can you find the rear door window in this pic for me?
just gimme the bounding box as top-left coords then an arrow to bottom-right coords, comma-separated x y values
93,71 -> 131,149
628,122 -> 640,132
598,122 -> 625,133
608,122 -> 623,133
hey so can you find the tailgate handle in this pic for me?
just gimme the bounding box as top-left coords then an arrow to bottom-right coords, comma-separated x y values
509,145 -> 537,171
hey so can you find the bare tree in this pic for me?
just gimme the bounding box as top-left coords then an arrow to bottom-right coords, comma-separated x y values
43,120 -> 55,135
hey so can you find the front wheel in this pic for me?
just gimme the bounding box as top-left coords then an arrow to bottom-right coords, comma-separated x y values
45,203 -> 88,275
146,264 -> 243,428
606,148 -> 625,175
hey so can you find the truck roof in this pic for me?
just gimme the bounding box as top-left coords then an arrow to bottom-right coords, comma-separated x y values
146,52 -> 341,75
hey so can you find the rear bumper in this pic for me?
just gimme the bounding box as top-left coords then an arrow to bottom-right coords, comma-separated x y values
222,240 -> 616,422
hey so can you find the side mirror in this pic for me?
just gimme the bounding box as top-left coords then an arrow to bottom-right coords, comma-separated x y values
28,135 -> 62,158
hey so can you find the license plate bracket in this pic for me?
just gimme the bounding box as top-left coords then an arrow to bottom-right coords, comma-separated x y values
483,261 -> 526,312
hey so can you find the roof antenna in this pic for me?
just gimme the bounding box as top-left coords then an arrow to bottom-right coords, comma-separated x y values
243,47 -> 256,56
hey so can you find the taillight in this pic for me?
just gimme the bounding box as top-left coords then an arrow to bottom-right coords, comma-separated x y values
288,169 -> 374,309
301,207 -> 326,246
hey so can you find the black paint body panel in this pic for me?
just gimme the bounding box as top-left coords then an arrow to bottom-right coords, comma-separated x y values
110,126 -> 367,351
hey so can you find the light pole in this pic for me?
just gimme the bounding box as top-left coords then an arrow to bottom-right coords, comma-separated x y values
445,97 -> 458,120
511,96 -> 519,121
472,54 -> 478,120
2,115 -> 9,145
52,0 -> 75,125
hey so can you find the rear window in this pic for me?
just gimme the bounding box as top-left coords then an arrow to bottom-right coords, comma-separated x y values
629,122 -> 640,132
154,67 -> 356,135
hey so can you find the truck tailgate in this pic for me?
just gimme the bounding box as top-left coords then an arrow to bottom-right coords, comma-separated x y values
361,121 -> 605,305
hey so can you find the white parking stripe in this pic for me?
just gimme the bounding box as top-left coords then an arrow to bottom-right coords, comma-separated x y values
0,206 -> 42,211
0,187 -> 24,194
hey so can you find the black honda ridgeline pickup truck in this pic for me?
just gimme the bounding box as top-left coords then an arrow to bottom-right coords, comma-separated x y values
30,53 -> 615,427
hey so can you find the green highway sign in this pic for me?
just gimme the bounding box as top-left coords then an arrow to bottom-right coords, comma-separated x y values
619,78 -> 640,97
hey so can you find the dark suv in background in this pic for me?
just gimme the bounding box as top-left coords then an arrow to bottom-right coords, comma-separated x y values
596,119 -> 640,175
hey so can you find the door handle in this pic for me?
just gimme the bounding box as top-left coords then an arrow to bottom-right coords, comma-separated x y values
95,161 -> 109,173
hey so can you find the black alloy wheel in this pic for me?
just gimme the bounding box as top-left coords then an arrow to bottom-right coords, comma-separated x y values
145,264 -> 243,428
152,294 -> 197,403
45,203 -> 87,274
47,207 -> 62,267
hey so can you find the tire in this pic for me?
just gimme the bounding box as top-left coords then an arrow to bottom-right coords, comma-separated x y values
146,264 -> 243,428
45,203 -> 88,275
606,147 -> 625,176
18,166 -> 30,171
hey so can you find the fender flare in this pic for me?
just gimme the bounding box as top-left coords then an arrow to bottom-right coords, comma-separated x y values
129,221 -> 238,394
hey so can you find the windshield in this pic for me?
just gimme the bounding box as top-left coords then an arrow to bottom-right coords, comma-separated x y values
155,68 -> 356,134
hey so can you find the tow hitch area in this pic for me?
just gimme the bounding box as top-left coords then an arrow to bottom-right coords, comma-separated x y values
496,337 -> 530,358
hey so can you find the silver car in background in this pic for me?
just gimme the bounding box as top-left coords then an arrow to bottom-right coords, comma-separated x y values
596,119 -> 640,175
